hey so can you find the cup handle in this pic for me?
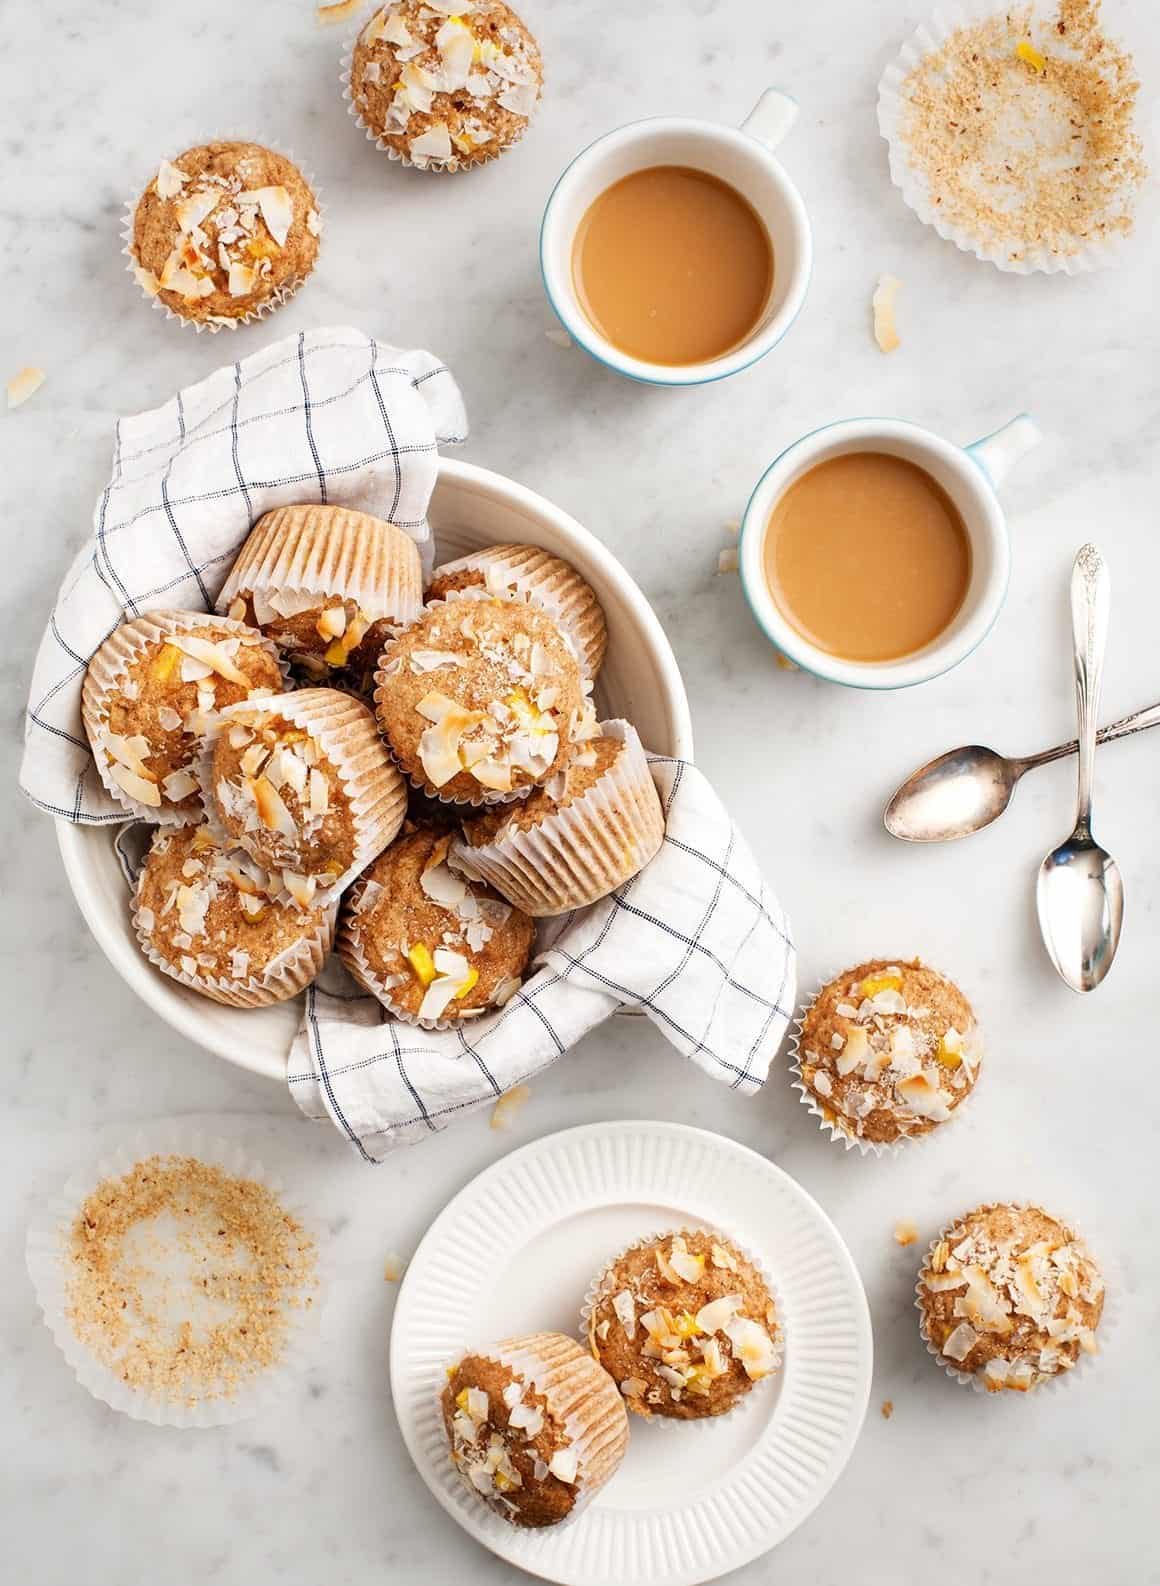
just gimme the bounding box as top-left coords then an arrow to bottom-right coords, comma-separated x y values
740,88 -> 799,153
965,413 -> 1042,489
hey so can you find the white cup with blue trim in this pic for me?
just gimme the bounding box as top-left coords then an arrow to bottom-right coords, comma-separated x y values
539,89 -> 811,387
738,415 -> 1042,689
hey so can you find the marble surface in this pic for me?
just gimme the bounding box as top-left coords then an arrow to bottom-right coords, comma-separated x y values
4,1 -> 1160,1581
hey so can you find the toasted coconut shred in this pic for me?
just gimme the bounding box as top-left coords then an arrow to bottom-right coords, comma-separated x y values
872,275 -> 902,352
64,1154 -> 316,1405
899,0 -> 1145,262
6,366 -> 45,409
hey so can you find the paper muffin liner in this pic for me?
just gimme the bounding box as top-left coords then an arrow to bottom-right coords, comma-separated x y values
442,1332 -> 628,1526
429,543 -> 607,679
132,856 -> 336,1008
81,610 -> 287,827
450,720 -> 664,917
199,688 -> 407,901
789,961 -> 984,1160
25,1123 -> 323,1427
914,1201 -> 1113,1396
876,0 -> 1145,275
374,590 -> 573,809
216,503 -> 424,632
121,141 -> 324,331
578,1227 -> 783,1431
340,23 -> 541,175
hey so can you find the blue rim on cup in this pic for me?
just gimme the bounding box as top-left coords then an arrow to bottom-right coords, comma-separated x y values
539,90 -> 813,388
738,415 -> 1042,690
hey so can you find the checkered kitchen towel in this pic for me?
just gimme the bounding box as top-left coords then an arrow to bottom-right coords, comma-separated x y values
290,754 -> 796,1160
21,325 -> 795,1156
20,325 -> 466,822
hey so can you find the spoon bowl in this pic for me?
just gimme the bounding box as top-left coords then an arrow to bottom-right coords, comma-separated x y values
1036,836 -> 1124,992
884,744 -> 1021,841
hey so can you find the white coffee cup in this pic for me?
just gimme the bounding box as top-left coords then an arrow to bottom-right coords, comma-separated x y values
539,90 -> 811,386
738,415 -> 1042,689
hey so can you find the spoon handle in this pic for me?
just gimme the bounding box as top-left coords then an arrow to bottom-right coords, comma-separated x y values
1018,699 -> 1160,770
1070,544 -> 1110,836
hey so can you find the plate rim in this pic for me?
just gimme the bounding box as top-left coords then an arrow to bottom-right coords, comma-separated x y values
389,1119 -> 873,1586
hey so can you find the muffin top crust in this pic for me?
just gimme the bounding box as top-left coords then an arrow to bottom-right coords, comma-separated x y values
135,825 -> 329,989
83,614 -> 283,819
917,1203 -> 1104,1393
464,734 -> 618,844
797,958 -> 981,1146
351,0 -> 543,170
587,1230 -> 781,1419
131,141 -> 320,324
208,694 -> 368,898
339,828 -> 533,1021
375,594 -> 589,803
442,1351 -> 580,1527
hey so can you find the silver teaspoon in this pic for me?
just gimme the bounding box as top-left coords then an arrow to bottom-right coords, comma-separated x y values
1036,544 -> 1124,992
884,698 -> 1160,842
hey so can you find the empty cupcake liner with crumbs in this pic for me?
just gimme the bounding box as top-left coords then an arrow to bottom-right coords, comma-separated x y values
789,960 -> 984,1159
121,139 -> 324,331
877,0 -> 1148,274
26,1123 -> 323,1427
914,1200 -> 1113,1395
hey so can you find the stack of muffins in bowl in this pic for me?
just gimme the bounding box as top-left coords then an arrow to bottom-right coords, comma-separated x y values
80,505 -> 668,1024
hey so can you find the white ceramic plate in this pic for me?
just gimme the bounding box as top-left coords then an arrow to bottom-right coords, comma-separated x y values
55,459 -> 693,1083
390,1121 -> 872,1586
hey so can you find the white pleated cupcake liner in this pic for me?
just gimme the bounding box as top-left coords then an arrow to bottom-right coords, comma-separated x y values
442,1332 -> 628,1527
578,1228 -> 783,1431
215,504 -> 424,632
373,590 -> 576,809
121,140 -> 324,331
876,0 -> 1144,274
132,850 -> 337,1008
789,961 -> 984,1159
81,610 -> 287,826
336,865 -> 527,1031
25,1123 -> 323,1427
428,543 -> 607,679
914,1200 -> 1112,1396
198,689 -> 407,903
451,720 -> 664,917
340,24 -> 540,176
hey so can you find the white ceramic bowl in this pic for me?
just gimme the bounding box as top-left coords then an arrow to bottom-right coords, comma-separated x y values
56,458 -> 694,1083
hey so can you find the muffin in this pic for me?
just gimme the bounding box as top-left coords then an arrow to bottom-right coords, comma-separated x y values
349,1 -> 543,172
338,828 -> 533,1025
427,543 -> 607,679
442,1332 -> 628,1528
217,504 -> 423,691
82,610 -> 283,823
585,1230 -> 781,1420
204,688 -> 406,901
794,958 -> 981,1150
454,721 -> 664,915
374,594 -> 589,805
129,142 -> 321,328
916,1203 -> 1104,1393
133,824 -> 335,1007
